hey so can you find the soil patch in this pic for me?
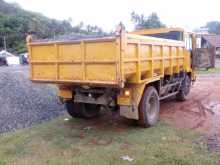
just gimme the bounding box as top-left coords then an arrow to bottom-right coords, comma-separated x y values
160,75 -> 220,135
194,134 -> 220,152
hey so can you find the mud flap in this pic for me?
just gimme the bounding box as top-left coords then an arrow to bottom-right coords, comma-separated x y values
120,105 -> 139,120
118,84 -> 146,120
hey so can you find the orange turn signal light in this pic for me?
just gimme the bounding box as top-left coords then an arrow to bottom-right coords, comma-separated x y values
124,90 -> 130,97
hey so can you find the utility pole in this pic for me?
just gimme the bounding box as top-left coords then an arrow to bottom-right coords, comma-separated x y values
3,36 -> 7,51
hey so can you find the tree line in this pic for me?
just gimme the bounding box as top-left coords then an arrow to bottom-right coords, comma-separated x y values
1,0 -> 220,54
0,0 -> 106,53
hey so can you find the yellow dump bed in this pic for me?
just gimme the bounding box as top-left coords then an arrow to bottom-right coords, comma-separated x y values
28,32 -> 190,88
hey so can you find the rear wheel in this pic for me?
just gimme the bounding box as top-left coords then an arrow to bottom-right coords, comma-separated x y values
65,100 -> 100,119
81,104 -> 100,119
139,86 -> 160,127
176,75 -> 191,101
65,100 -> 82,118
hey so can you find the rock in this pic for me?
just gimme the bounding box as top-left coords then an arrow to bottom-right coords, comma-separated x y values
0,66 -> 65,133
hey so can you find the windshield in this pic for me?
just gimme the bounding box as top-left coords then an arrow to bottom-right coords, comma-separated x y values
144,31 -> 184,41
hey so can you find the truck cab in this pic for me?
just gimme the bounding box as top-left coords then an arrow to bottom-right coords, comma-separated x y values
131,27 -> 216,69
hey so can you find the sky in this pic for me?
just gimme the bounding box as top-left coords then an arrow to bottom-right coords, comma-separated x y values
5,0 -> 220,32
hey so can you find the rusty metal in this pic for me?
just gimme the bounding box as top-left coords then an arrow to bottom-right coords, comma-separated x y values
194,48 -> 216,69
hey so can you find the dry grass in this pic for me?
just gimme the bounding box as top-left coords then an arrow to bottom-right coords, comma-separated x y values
197,68 -> 220,74
0,114 -> 220,165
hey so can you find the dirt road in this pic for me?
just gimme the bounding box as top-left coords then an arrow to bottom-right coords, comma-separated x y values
160,74 -> 220,135
215,58 -> 220,68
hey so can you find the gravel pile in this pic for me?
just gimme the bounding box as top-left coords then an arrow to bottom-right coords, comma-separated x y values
0,66 -> 65,133
35,32 -> 114,42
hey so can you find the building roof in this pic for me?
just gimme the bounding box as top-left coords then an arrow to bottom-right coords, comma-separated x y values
0,50 -> 13,57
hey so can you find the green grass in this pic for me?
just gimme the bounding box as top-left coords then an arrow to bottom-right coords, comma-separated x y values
197,68 -> 220,74
0,115 -> 220,165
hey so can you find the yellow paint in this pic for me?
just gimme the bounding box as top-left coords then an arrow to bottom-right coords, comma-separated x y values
85,42 -> 116,60
28,29 -> 192,88
31,45 -> 56,61
32,64 -> 56,80
59,64 -> 83,80
117,88 -> 132,105
86,64 -> 117,81
58,89 -> 72,99
58,44 -> 82,61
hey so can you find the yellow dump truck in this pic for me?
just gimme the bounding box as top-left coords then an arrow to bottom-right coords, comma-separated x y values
27,27 -> 214,127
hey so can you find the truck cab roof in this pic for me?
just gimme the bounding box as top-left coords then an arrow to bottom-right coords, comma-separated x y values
130,28 -> 185,41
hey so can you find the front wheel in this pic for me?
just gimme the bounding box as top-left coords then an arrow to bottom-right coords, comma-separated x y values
139,86 -> 160,127
176,75 -> 191,101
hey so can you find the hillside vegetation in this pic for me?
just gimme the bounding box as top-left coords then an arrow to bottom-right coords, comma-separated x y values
0,0 -> 105,53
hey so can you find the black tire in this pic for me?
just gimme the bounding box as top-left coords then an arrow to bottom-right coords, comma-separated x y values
0,59 -> 6,66
80,103 -> 100,119
139,86 -> 160,127
65,100 -> 100,119
65,100 -> 83,118
176,75 -> 191,101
